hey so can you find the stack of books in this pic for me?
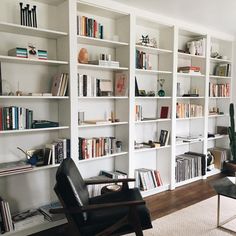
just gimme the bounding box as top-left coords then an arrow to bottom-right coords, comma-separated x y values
135,168 -> 163,191
37,50 -> 48,60
88,60 -> 119,68
0,160 -> 32,176
8,47 -> 27,58
178,66 -> 201,75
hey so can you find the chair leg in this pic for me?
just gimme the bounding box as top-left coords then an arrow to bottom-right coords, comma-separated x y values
128,206 -> 144,236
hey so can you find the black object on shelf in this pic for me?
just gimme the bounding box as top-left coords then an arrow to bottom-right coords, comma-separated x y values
32,120 -> 59,129
19,3 -> 37,28
182,94 -> 199,97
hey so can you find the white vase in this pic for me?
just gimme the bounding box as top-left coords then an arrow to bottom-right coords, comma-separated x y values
189,42 -> 195,55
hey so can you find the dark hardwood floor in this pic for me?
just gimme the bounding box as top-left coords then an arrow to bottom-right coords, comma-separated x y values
32,173 -> 223,236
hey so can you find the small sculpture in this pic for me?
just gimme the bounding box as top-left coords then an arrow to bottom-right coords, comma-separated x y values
78,48 -> 88,64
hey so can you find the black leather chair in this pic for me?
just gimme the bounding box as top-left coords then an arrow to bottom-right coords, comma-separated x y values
51,158 -> 152,236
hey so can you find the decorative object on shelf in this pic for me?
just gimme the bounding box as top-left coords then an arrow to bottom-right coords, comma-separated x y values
139,90 -> 146,96
78,112 -> 85,125
141,35 -> 149,46
27,43 -> 37,59
160,106 -> 169,119
109,111 -> 120,123
17,146 -> 38,165
157,78 -> 165,97
16,81 -> 23,96
78,48 -> 88,64
206,151 -> 214,171
135,77 -> 139,96
214,63 -> 230,77
116,140 -> 122,153
159,130 -> 169,146
149,38 -> 157,48
19,2 -> 37,28
189,41 -> 196,55
115,72 -> 128,96
147,91 -> 155,96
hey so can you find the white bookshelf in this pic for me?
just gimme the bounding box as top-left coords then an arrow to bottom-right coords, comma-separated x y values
0,0 -> 234,235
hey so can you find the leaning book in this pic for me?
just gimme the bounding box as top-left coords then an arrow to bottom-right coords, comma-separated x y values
12,209 -> 44,231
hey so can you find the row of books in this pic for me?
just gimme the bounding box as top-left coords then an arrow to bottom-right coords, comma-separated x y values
176,103 -> 203,118
45,138 -> 70,165
175,152 -> 205,183
77,15 -> 104,39
209,82 -> 230,97
135,105 -> 170,122
0,106 -> 33,131
78,137 -> 121,160
136,50 -> 152,70
78,73 -> 128,97
51,73 -> 69,96
78,74 -> 112,97
135,168 -> 163,191
178,66 -> 201,75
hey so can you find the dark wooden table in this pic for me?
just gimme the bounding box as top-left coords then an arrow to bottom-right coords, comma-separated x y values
211,177 -> 236,233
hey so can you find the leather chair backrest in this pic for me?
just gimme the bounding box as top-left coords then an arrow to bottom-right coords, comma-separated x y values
55,158 -> 89,225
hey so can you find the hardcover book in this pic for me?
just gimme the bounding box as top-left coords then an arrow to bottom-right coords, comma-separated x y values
160,106 -> 169,119
114,72 -> 128,96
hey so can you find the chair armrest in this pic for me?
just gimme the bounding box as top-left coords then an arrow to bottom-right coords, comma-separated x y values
84,178 -> 135,185
49,200 -> 145,214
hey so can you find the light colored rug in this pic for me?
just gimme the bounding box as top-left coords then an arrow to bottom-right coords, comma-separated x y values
126,196 -> 236,235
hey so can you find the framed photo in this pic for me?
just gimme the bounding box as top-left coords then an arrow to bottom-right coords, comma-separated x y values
114,72 -> 128,96
215,64 -> 228,76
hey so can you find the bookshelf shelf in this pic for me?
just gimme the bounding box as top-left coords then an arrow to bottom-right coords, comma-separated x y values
207,135 -> 228,141
209,75 -> 232,79
77,35 -> 128,48
134,145 -> 171,153
176,139 -> 204,146
136,69 -> 172,75
0,55 -> 68,66
78,152 -> 128,163
209,97 -> 230,99
176,96 -> 204,99
78,121 -> 128,128
141,184 -> 170,198
135,118 -> 171,124
78,63 -> 128,71
177,72 -> 205,77
208,114 -> 229,118
0,164 -> 60,178
77,96 -> 128,100
175,176 -> 203,188
136,45 -> 173,55
0,126 -> 69,134
178,52 -> 205,59
0,96 -> 69,100
135,96 -> 172,100
4,218 -> 67,236
210,57 -> 232,64
176,116 -> 204,121
0,21 -> 68,39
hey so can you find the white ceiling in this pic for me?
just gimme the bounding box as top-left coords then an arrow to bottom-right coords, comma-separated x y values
112,0 -> 236,35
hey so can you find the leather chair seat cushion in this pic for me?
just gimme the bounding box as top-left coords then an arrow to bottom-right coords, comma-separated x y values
79,188 -> 152,236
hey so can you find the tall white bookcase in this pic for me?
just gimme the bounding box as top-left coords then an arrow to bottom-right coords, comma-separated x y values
0,0 -> 234,235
